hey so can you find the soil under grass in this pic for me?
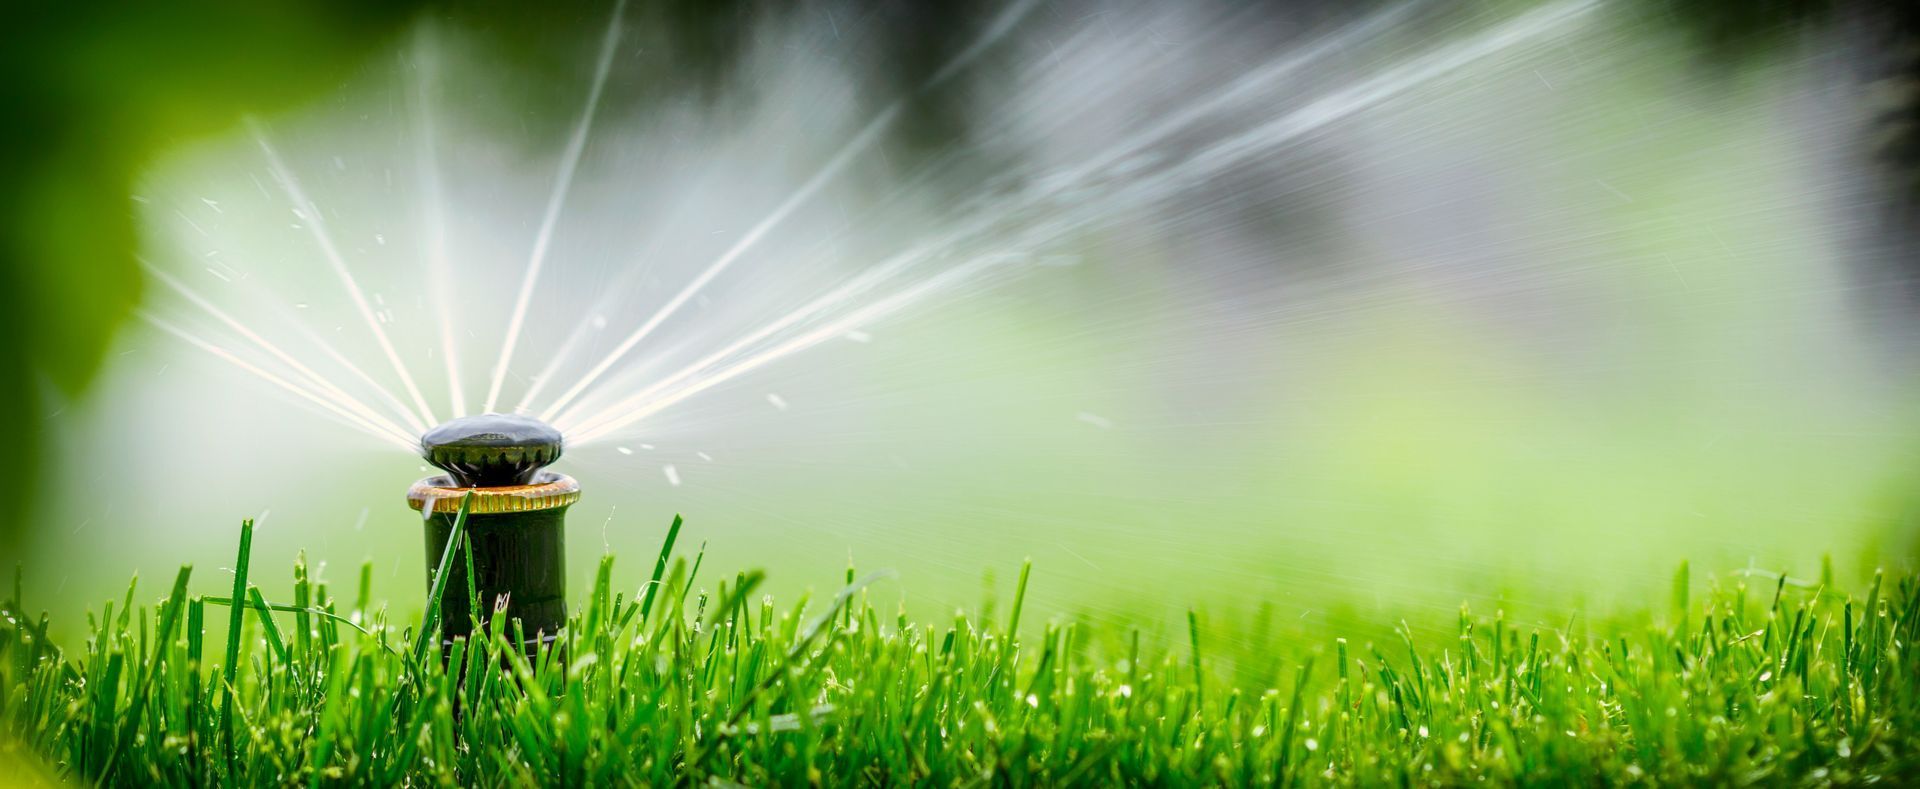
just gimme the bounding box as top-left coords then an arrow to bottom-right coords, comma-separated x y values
3,511 -> 1917,786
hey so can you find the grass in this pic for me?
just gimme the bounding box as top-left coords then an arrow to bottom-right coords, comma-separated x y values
3,514 -> 1918,786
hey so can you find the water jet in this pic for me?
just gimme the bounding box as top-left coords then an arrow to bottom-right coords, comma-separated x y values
409,413 -> 577,649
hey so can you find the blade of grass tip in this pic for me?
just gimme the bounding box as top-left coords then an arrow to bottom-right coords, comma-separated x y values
1188,609 -> 1205,709
682,542 -> 709,619
1671,561 -> 1689,634
118,577 -> 136,632
103,564 -> 192,783
413,492 -> 474,665
638,514 -> 683,623
355,561 -> 372,619
586,554 -> 614,645
221,519 -> 254,778
1337,636 -> 1351,732
294,552 -> 312,662
844,557 -> 855,630
1006,559 -> 1032,638
313,580 -> 335,655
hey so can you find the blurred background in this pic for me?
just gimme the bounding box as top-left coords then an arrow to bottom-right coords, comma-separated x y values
8,0 -> 1920,645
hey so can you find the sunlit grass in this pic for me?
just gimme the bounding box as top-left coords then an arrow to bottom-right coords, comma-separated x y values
3,512 -> 1917,786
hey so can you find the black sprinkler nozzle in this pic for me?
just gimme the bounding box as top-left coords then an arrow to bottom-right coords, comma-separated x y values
420,413 -> 565,487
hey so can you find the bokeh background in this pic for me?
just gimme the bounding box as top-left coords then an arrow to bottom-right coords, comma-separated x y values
8,0 -> 1919,648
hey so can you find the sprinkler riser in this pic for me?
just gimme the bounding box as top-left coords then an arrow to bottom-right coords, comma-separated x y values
422,505 -> 570,644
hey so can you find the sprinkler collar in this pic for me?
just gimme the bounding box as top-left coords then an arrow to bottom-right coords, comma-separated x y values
406,472 -> 580,515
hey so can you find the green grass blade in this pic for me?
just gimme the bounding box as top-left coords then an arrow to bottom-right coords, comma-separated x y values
220,519 -> 254,778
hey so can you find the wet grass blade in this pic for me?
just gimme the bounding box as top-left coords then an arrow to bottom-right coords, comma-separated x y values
220,519 -> 254,777
413,493 -> 474,664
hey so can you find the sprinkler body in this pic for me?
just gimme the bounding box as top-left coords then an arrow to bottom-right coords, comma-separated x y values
409,414 -> 575,649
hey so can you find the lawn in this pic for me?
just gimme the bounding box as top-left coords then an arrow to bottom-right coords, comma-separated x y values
3,510 -> 1916,786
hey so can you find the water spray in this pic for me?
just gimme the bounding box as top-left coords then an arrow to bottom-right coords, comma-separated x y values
408,414 -> 577,650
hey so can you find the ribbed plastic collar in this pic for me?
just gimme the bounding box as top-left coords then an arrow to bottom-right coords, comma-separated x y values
406,472 -> 581,515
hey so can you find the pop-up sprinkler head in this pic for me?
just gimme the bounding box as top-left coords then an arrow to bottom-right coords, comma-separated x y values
408,414 -> 578,653
420,414 -> 564,487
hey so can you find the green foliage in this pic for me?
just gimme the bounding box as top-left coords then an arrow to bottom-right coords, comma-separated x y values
0,1 -> 424,561
4,518 -> 1919,786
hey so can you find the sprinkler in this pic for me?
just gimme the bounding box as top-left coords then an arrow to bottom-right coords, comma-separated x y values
408,414 -> 576,651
